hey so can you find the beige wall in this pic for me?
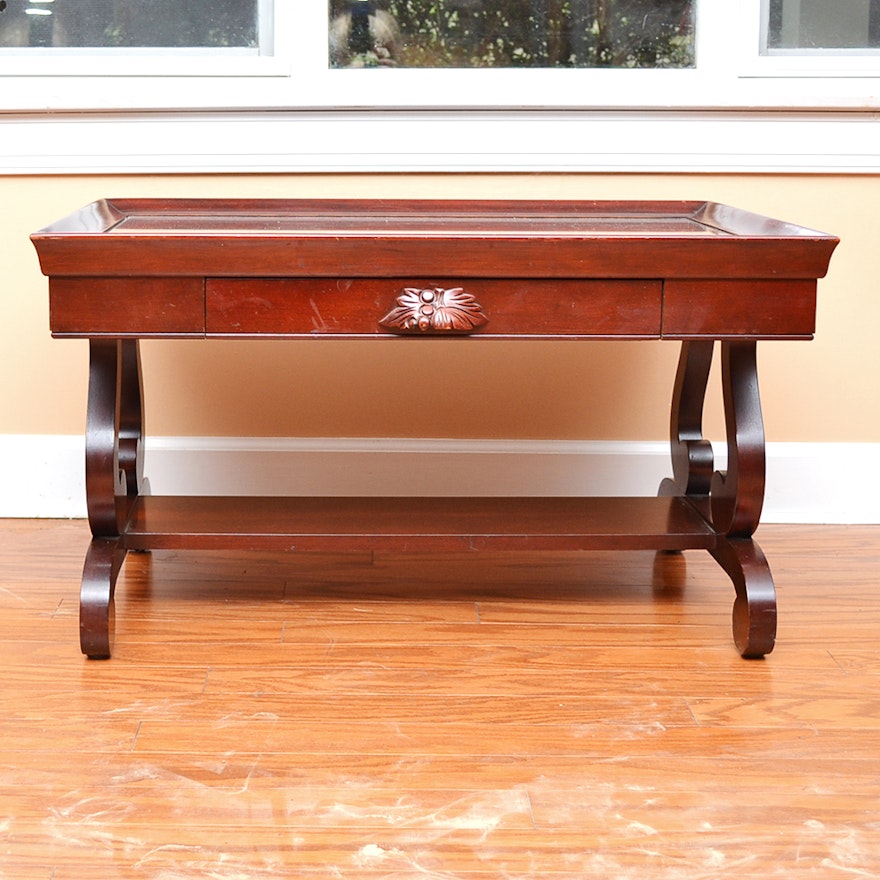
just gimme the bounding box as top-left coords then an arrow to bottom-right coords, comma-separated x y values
3,173 -> 877,443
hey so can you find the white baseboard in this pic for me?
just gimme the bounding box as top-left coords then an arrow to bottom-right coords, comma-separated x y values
2,435 -> 877,524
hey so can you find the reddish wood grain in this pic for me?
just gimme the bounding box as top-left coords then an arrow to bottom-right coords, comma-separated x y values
662,279 -> 817,339
206,277 -> 662,338
50,277 -> 205,337
123,495 -> 717,552
32,198 -> 839,280
30,198 -> 840,660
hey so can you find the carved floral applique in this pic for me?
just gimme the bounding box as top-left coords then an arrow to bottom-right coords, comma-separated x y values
379,287 -> 488,334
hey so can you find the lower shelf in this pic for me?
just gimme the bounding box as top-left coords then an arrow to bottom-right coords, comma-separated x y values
122,495 -> 717,552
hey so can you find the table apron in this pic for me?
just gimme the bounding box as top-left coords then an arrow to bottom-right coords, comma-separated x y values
49,276 -> 817,340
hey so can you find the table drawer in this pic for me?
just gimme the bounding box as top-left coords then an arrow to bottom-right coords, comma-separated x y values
206,278 -> 662,338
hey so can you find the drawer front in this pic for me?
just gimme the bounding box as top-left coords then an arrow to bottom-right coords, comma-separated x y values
49,277 -> 205,337
206,278 -> 662,338
662,280 -> 817,339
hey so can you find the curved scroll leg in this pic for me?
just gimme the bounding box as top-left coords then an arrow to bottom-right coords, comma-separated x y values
661,340 -> 777,656
86,339 -> 127,537
81,538 -> 126,660
83,339 -> 145,657
711,536 -> 776,659
118,340 -> 151,553
710,341 -> 765,538
666,340 -> 715,501
118,340 -> 145,503
708,341 -> 775,658
657,341 -> 715,575
659,338 -> 715,538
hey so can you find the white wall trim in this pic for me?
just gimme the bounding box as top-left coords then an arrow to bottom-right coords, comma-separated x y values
3,110 -> 880,175
2,435 -> 877,524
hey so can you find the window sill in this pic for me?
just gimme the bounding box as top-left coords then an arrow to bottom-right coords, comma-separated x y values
2,108 -> 879,175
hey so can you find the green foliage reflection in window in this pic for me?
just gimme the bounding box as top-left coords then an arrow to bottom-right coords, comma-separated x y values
329,0 -> 694,69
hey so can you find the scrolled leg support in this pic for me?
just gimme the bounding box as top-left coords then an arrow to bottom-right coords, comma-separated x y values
711,342 -> 776,657
80,538 -> 126,660
668,339 -> 715,499
711,536 -> 776,658
80,339 -> 144,658
663,340 -> 777,657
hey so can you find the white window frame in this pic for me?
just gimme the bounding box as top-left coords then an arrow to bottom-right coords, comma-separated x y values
759,0 -> 880,58
0,0 -> 284,89
2,0 -> 880,111
2,0 -> 880,174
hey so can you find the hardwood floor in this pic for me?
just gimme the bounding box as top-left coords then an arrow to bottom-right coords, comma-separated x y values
1,518 -> 879,878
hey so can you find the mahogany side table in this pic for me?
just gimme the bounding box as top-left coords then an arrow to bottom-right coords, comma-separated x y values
31,199 -> 838,659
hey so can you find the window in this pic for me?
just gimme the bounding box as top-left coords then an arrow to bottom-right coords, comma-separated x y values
764,0 -> 880,53
0,0 -> 278,84
328,0 -> 695,70
0,0 -> 260,50
2,1 -> 880,174
0,0 -> 879,110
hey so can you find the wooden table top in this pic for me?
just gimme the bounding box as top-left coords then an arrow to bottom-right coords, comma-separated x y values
32,198 -> 838,280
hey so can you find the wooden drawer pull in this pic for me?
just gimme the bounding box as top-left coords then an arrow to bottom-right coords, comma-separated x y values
379,286 -> 488,335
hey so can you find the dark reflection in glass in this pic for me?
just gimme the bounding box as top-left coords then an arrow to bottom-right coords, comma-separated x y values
329,0 -> 694,69
0,0 -> 258,49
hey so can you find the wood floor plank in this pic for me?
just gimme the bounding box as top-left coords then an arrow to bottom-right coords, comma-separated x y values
5,748 -> 880,795
128,717 -> 879,758
2,520 -> 880,879
9,825 -> 880,878
688,694 -> 880,728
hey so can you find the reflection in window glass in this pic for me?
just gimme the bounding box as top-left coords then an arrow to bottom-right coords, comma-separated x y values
765,0 -> 880,50
329,0 -> 694,69
0,0 -> 258,49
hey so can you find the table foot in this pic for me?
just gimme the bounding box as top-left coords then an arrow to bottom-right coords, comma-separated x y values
80,538 -> 126,659
711,536 -> 776,658
652,546 -> 687,594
